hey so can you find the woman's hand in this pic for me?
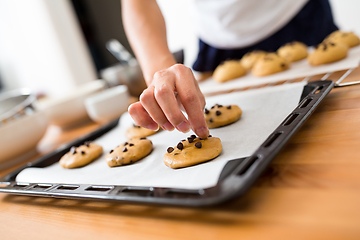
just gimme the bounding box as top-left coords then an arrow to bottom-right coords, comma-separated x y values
128,64 -> 209,138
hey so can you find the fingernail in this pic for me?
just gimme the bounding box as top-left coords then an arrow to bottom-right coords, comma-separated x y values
196,126 -> 209,138
176,121 -> 190,133
162,122 -> 174,131
146,123 -> 159,131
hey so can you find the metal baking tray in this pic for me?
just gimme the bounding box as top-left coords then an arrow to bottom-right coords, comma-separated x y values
0,80 -> 334,207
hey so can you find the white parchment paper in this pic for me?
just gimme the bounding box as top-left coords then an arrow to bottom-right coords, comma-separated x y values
199,46 -> 360,95
16,82 -> 306,189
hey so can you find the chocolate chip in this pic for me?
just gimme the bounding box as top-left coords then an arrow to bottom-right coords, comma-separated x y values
70,146 -> 77,154
188,137 -> 194,143
140,137 -> 147,140
167,147 -> 174,153
218,104 -> 223,108
129,143 -> 134,147
329,42 -> 335,46
216,110 -> 221,116
110,149 -> 113,154
124,142 -> 128,146
122,147 -> 128,152
209,118 -> 213,123
174,153 -> 179,155
181,139 -> 186,142
84,141 -> 91,147
208,135 -> 212,137
81,151 -> 86,155
204,108 -> 209,114
323,44 -> 327,51
211,105 -> 215,109
281,63 -> 286,68
227,105 -> 231,109
195,142 -> 202,148
177,142 -> 184,150
191,135 -> 196,139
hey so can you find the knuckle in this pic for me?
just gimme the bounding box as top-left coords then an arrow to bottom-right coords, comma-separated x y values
153,69 -> 168,79
171,64 -> 191,76
154,84 -> 169,99
182,92 -> 197,104
139,89 -> 152,104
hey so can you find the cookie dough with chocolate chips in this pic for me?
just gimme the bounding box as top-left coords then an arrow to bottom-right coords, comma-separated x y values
106,137 -> 153,167
324,30 -> 360,48
125,124 -> 159,139
240,50 -> 267,70
213,60 -> 246,83
307,42 -> 348,66
59,142 -> 103,169
164,135 -> 222,169
204,104 -> 242,128
252,53 -> 289,77
277,41 -> 308,62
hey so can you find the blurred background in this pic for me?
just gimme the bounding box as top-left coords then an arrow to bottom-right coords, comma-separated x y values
0,0 -> 359,98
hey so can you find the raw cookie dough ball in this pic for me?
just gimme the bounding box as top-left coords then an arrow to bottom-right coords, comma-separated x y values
126,124 -> 159,139
277,41 -> 308,62
324,30 -> 360,48
60,142 -> 103,169
204,104 -> 242,128
213,60 -> 246,83
240,50 -> 267,70
106,137 -> 153,167
307,42 -> 348,66
164,135 -> 222,169
251,53 -> 289,77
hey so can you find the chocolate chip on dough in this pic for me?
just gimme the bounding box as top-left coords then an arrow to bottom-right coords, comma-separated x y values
195,142 -> 202,148
227,105 -> 231,109
191,135 -> 196,139
216,110 -> 222,116
188,137 -> 194,143
60,142 -> 103,169
167,147 -> 174,153
209,118 -> 213,123
124,142 -> 128,146
204,108 -> 210,114
129,143 -> 134,147
109,149 -> 114,154
177,142 -> 184,150
122,147 -> 128,152
140,137 -> 147,140
163,136 -> 222,169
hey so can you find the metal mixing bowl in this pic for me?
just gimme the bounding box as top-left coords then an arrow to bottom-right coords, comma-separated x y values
0,89 -> 37,126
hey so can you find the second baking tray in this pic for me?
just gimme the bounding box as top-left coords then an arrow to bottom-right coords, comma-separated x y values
0,80 -> 334,206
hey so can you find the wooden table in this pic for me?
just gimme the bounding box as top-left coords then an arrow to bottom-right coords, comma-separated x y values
1,69 -> 360,240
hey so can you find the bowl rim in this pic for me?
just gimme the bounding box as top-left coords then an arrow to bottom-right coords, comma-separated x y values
0,88 -> 36,122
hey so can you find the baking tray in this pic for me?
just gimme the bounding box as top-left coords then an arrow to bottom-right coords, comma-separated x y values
0,80 -> 334,207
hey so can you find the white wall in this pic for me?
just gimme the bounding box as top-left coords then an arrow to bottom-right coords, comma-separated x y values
329,0 -> 360,35
0,0 -> 97,96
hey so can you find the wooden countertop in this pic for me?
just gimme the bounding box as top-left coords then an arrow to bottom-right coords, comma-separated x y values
1,69 -> 360,240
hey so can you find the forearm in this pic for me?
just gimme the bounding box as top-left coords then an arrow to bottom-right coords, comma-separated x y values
121,0 -> 176,85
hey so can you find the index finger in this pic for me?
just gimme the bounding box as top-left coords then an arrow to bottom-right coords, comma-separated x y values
171,65 -> 209,138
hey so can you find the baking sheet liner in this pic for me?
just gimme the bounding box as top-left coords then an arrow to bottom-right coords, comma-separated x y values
199,45 -> 360,94
16,82 -> 306,190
